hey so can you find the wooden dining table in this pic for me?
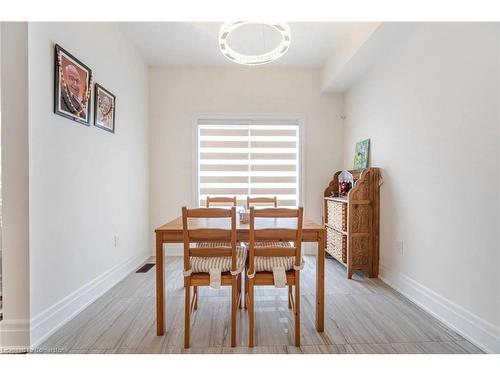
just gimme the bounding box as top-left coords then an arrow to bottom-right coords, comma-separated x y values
154,215 -> 326,336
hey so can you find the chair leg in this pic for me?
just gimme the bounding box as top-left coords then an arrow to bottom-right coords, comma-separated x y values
237,274 -> 242,309
193,286 -> 198,310
231,275 -> 237,347
244,273 -> 249,309
248,278 -> 255,348
288,285 -> 293,309
294,272 -> 300,347
347,264 -> 353,279
184,283 -> 191,349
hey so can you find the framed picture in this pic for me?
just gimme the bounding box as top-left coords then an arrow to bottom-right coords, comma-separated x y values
54,44 -> 92,125
94,83 -> 116,133
353,138 -> 370,169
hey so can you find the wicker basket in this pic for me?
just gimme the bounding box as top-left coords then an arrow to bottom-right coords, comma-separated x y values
327,200 -> 347,232
326,226 -> 347,263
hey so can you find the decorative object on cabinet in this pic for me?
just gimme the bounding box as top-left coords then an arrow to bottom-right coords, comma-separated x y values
338,170 -> 353,197
353,139 -> 370,169
323,167 -> 380,279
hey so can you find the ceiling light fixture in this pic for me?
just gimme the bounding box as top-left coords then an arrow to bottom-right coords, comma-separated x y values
218,22 -> 291,65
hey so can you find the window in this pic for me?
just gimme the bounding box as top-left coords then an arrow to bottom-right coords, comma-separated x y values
197,118 -> 300,208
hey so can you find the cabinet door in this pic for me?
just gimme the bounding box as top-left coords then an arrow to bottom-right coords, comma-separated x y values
327,200 -> 347,232
326,226 -> 347,263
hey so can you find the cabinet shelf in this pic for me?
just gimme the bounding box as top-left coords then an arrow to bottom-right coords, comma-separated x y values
325,223 -> 347,235
325,196 -> 348,203
323,167 -> 380,279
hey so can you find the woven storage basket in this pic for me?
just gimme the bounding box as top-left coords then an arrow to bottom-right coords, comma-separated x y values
326,226 -> 347,264
327,200 -> 347,231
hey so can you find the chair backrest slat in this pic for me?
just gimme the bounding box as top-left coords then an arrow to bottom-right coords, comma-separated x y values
253,228 -> 297,241
246,196 -> 278,209
248,207 -> 304,275
254,248 -> 296,257
188,229 -> 232,241
182,206 -> 237,273
189,248 -> 233,257
188,208 -> 234,218
206,196 -> 237,208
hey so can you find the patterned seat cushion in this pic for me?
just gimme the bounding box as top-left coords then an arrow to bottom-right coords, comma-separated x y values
254,256 -> 304,272
249,241 -> 302,272
199,241 -> 291,249
196,241 -> 231,248
254,241 -> 293,248
190,246 -> 247,274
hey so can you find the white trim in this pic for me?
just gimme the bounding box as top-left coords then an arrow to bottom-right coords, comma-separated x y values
0,319 -> 30,352
29,252 -> 149,349
379,263 -> 500,354
192,117 -> 199,207
192,113 -> 306,209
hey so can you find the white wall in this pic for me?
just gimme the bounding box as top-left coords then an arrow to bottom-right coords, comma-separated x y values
343,23 -> 500,352
149,67 -> 343,249
0,22 -> 30,349
27,23 -> 149,345
497,24 -> 500,311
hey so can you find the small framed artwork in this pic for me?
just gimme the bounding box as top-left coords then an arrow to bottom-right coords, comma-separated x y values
353,138 -> 370,169
94,83 -> 116,133
54,44 -> 92,125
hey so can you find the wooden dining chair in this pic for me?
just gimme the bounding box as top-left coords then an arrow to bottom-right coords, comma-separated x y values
203,197 -> 237,248
206,196 -> 237,208
245,207 -> 304,347
246,196 -> 284,248
246,196 -> 278,209
182,206 -> 246,348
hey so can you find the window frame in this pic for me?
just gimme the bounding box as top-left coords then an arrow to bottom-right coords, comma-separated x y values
192,114 -> 305,209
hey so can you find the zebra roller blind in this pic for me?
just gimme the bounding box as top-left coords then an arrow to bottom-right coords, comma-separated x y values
197,118 -> 300,208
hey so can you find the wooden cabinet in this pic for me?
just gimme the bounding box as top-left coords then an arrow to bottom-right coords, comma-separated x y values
323,168 -> 380,279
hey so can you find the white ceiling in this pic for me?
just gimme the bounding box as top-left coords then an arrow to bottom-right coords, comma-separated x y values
119,22 -> 354,68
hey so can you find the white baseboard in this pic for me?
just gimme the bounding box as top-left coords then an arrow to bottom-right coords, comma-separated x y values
0,319 -> 30,352
29,252 -> 149,349
379,263 -> 500,354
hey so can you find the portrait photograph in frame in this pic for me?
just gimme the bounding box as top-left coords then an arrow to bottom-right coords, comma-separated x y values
94,83 -> 116,133
54,44 -> 92,125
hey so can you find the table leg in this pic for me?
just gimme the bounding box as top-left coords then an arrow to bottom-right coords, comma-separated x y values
156,232 -> 165,335
316,229 -> 325,332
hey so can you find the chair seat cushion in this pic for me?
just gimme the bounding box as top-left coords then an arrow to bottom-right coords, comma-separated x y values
253,255 -> 304,272
196,241 -> 231,248
249,241 -> 303,272
254,241 -> 293,248
190,246 -> 247,274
